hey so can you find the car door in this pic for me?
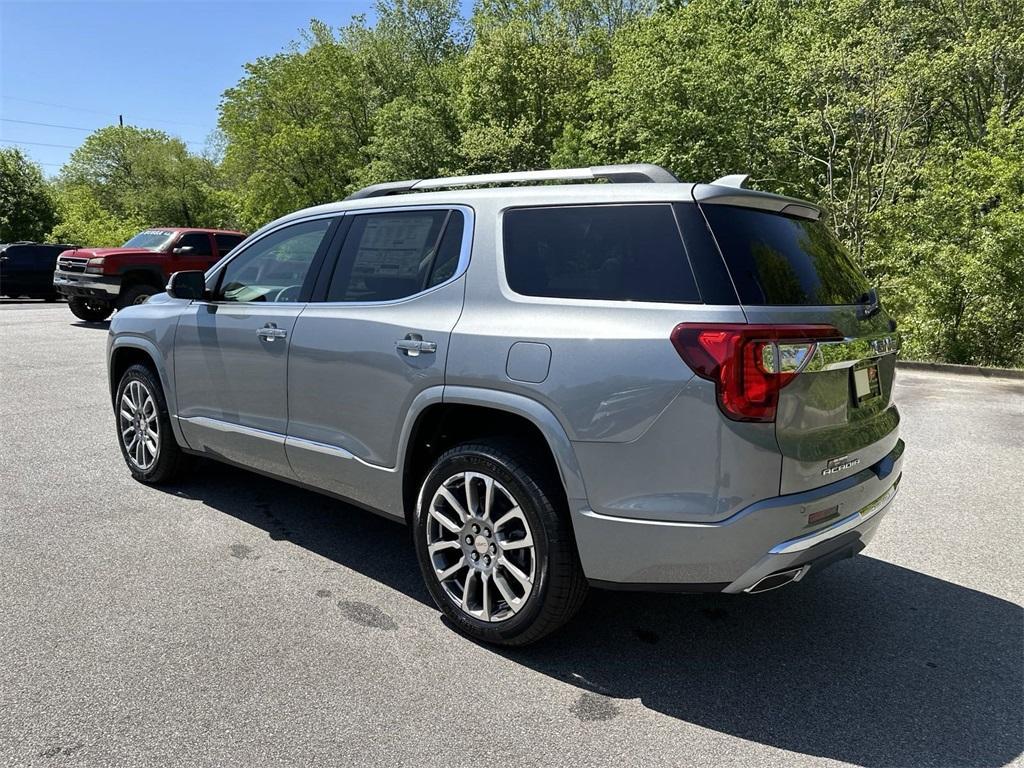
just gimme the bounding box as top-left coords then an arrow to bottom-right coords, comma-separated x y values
171,232 -> 218,271
174,216 -> 339,478
285,206 -> 472,515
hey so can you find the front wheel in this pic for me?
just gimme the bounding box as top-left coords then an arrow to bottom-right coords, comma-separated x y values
413,440 -> 587,646
115,364 -> 189,484
68,297 -> 113,322
118,285 -> 157,309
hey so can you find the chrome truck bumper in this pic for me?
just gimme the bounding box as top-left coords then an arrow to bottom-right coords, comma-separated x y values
53,270 -> 120,299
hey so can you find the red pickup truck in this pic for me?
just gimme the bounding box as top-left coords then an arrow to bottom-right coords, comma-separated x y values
53,227 -> 246,321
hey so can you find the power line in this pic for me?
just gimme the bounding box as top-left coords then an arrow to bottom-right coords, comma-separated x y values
0,116 -> 205,147
1,95 -> 213,130
0,138 -> 78,149
2,118 -> 92,132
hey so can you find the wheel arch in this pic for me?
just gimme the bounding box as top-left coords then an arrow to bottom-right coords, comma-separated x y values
400,386 -> 588,524
117,267 -> 165,296
108,337 -> 186,448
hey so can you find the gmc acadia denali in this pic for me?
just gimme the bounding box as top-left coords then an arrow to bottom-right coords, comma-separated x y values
106,164 -> 903,645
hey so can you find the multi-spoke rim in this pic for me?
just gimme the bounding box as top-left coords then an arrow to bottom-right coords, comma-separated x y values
425,471 -> 536,623
119,379 -> 160,471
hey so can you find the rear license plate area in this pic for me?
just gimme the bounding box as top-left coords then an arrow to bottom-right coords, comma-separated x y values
852,363 -> 881,404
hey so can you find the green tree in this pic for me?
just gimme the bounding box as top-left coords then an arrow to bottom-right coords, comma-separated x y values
48,184 -> 143,247
60,125 -> 230,231
0,148 -> 57,242
219,20 -> 375,229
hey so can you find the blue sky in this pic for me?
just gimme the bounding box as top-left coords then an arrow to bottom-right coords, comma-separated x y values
0,1 -> 381,175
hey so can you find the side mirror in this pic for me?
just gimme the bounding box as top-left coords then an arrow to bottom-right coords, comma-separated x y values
166,270 -> 208,300
172,245 -> 195,255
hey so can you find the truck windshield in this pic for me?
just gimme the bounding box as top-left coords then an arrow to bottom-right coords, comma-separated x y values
122,230 -> 176,250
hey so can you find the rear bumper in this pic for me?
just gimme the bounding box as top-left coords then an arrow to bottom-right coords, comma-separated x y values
573,439 -> 904,591
53,270 -> 120,300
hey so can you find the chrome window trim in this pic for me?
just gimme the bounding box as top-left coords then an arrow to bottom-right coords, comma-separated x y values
313,204 -> 475,307
202,211 -> 343,298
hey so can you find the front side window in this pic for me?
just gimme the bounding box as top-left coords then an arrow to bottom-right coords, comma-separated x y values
217,218 -> 331,303
326,210 -> 462,302
175,232 -> 213,257
502,204 -> 700,303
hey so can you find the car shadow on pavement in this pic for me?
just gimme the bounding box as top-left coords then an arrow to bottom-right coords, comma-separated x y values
69,320 -> 111,330
167,462 -> 1023,768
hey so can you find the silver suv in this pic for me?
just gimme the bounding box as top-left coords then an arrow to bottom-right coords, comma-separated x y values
107,164 -> 904,645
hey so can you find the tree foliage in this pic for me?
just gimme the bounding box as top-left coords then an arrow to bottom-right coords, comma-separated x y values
0,148 -> 56,242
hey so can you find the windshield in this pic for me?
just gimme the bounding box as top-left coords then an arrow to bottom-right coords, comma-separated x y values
702,205 -> 870,306
121,230 -> 176,251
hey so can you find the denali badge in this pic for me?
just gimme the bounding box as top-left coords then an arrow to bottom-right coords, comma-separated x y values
822,456 -> 861,476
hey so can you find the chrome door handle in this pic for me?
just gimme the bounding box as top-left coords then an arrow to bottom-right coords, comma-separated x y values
257,323 -> 288,341
396,334 -> 436,356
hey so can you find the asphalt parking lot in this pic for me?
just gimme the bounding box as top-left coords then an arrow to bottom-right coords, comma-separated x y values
1,302 -> 1022,768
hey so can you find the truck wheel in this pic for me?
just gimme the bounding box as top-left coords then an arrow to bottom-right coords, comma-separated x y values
118,285 -> 158,309
68,297 -> 113,322
115,363 -> 190,484
413,439 -> 588,646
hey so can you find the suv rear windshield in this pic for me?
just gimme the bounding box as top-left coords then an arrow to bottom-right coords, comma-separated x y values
503,204 -> 699,303
702,205 -> 869,305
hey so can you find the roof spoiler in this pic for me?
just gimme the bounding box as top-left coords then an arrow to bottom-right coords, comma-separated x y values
345,164 -> 679,200
711,173 -> 751,189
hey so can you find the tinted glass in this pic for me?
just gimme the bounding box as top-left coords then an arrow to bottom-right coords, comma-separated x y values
326,210 -> 450,302
218,219 -> 330,303
425,212 -> 464,288
122,230 -> 175,250
214,233 -> 245,256
176,233 -> 213,257
503,205 -> 699,303
702,205 -> 870,305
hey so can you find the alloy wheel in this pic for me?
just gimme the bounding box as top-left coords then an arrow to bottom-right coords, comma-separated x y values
425,471 -> 536,622
119,379 -> 160,471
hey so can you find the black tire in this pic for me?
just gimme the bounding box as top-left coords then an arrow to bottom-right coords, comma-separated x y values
118,284 -> 158,309
43,293 -> 59,302
68,297 -> 113,322
114,363 -> 190,484
413,439 -> 587,646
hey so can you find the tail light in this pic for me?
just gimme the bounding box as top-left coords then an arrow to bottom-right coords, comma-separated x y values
670,323 -> 844,422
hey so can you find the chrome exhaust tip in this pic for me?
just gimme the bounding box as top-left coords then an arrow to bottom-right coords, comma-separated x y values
744,565 -> 809,594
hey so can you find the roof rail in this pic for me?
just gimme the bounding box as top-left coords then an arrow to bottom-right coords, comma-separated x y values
345,163 -> 679,200
711,173 -> 751,189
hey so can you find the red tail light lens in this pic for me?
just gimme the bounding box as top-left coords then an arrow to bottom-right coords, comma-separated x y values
670,323 -> 844,422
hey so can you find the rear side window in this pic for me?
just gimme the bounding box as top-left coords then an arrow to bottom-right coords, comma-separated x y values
702,205 -> 870,305
215,233 -> 244,256
503,204 -> 699,303
326,210 -> 459,302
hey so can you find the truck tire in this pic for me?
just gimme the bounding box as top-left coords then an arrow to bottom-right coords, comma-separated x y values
68,297 -> 114,322
118,284 -> 158,309
114,363 -> 190,484
413,439 -> 588,646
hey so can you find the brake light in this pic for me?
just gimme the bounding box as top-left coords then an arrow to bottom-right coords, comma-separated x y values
670,324 -> 844,422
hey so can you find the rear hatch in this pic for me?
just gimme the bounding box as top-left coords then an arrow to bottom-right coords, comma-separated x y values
698,197 -> 900,495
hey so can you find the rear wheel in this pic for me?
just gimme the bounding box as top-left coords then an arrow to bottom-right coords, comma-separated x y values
115,364 -> 189,484
118,284 -> 158,309
68,297 -> 113,322
413,440 -> 587,645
